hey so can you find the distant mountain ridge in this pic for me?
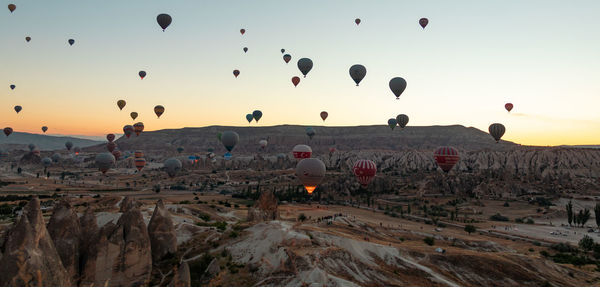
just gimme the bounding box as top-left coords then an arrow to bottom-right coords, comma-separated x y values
98,124 -> 519,154
0,132 -> 103,151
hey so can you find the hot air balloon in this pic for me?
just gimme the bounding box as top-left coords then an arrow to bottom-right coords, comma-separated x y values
292,144 -> 312,159
51,153 -> 61,163
281,49 -> 285,53
221,131 -> 239,152
154,105 -> 165,118
233,70 -> 240,78
8,4 -> 16,13
28,144 -> 36,152
135,157 -> 146,171
320,111 -> 328,121
295,158 -> 326,194
246,114 -> 253,123
133,122 -> 144,136
387,118 -> 397,130
292,76 -> 300,87
157,14 -> 172,31
306,127 -> 316,140
505,103 -> 513,112
164,158 -> 182,177
353,160 -> 377,187
65,141 -> 73,151
177,147 -> 184,154
112,150 -> 121,160
107,142 -> 116,152
134,150 -> 144,158
117,100 -> 126,110
106,134 -> 115,142
240,29 -> 245,35
9,85 -> 15,90
252,110 -> 263,122
349,64 -> 366,86
355,18 -> 361,25
139,71 -> 146,79
4,127 -> 13,137
389,77 -> 407,100
297,58 -> 313,77
488,123 -> 506,143
283,54 -> 291,64
434,146 -> 460,173
42,157 -> 52,168
130,112 -> 138,120
123,125 -> 134,138
73,146 -> 81,155
68,39 -> 75,46
95,152 -> 115,174
396,114 -> 409,128
14,106 -> 22,114
41,126 -> 48,133
259,139 -> 268,150
25,36 -> 31,42
243,47 -> 248,53
419,18 -> 429,29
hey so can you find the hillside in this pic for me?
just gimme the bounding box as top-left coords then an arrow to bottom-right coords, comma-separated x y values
103,125 -> 518,154
0,132 -> 102,151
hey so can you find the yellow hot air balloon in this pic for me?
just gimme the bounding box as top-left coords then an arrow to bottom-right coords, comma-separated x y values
117,100 -> 126,110
154,105 -> 165,118
130,112 -> 138,120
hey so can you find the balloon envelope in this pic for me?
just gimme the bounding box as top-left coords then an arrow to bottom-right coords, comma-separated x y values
233,70 -> 240,78
353,160 -> 377,187
25,36 -> 31,42
292,144 -> 312,159
419,18 -> 429,28
68,39 -> 75,46
95,152 -> 115,174
117,100 -> 126,110
139,71 -> 146,79
306,127 -> 316,139
245,114 -> 253,123
3,128 -> 13,137
389,77 -> 407,99
349,64 -> 367,86
355,18 -> 361,25
252,110 -> 263,122
243,47 -> 248,53
488,123 -> 506,142
65,141 -> 73,151
8,4 -> 16,13
157,14 -> 172,31
281,49 -> 285,53
396,114 -> 409,128
221,131 -> 239,152
41,126 -> 48,133
14,106 -> 22,113
434,146 -> 460,173
295,158 -> 326,194
133,122 -> 144,136
240,29 -> 245,35
112,150 -> 121,160
164,158 -> 182,177
42,157 -> 52,167
387,118 -> 397,130
297,58 -> 313,77
9,85 -> 15,90
505,103 -> 513,112
123,125 -> 134,138
292,76 -> 300,87
135,158 -> 146,171
130,112 -> 138,120
320,111 -> 328,121
154,105 -> 165,118
106,134 -> 115,142
106,142 -> 116,152
283,54 -> 291,64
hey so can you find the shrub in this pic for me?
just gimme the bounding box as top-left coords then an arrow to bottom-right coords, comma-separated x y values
515,218 -> 524,223
298,213 -> 307,222
503,202 -> 510,207
579,235 -> 595,251
489,213 -> 509,222
424,237 -> 435,246
464,225 -> 477,234
526,218 -> 535,224
214,221 -> 227,231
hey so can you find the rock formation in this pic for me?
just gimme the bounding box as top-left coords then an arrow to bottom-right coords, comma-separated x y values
168,262 -> 191,287
247,190 -> 279,222
119,196 -> 141,212
0,197 -> 71,287
148,199 -> 177,262
47,200 -> 81,286
80,205 -> 152,287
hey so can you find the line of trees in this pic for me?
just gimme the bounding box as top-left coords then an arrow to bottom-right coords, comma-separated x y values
566,200 -> 599,227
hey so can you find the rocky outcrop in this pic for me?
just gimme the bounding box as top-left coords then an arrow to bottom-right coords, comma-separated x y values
0,198 -> 71,287
168,262 -> 191,287
80,205 -> 152,287
119,196 -> 141,212
148,199 -> 177,262
205,258 -> 220,279
247,191 -> 279,222
47,200 -> 81,286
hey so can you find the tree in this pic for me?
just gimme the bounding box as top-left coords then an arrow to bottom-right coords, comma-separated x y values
578,209 -> 591,227
595,203 -> 600,228
566,200 -> 573,226
579,235 -> 595,251
464,224 -> 477,234
298,213 -> 307,222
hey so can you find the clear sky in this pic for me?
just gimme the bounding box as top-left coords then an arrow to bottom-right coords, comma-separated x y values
2,0 -> 600,146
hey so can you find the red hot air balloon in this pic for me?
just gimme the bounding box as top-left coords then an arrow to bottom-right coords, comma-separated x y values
112,150 -> 121,160
419,18 -> 429,29
292,144 -> 312,159
107,142 -> 116,152
133,122 -> 144,136
283,54 -> 291,64
292,76 -> 300,87
353,160 -> 377,187
505,103 -> 513,112
106,134 -> 115,142
135,158 -> 146,171
233,70 -> 240,78
3,127 -> 13,136
139,71 -> 146,79
8,4 -> 16,13
434,146 -> 460,173
240,29 -> 245,35
320,111 -> 328,121
123,125 -> 134,138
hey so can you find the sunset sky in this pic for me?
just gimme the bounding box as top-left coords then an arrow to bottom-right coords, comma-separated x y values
1,0 -> 600,146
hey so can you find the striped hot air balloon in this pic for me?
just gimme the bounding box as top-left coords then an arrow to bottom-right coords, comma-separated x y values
292,144 -> 312,159
488,123 -> 506,143
135,158 -> 146,171
133,122 -> 144,136
134,150 -> 144,158
434,146 -> 460,173
353,160 -> 377,187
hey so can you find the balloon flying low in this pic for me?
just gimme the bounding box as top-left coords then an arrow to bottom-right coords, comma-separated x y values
295,158 -> 326,194
488,123 -> 506,143
396,114 -> 409,128
434,146 -> 460,173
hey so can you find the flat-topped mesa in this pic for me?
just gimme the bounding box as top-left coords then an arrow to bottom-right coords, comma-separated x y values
148,199 -> 178,262
0,197 -> 72,287
47,200 -> 82,286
